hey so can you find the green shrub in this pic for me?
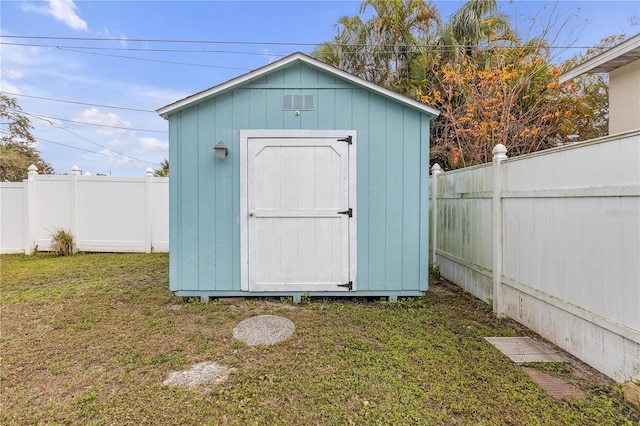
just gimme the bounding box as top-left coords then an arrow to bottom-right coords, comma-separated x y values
49,227 -> 74,256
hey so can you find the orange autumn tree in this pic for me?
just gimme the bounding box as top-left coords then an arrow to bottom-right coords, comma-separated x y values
555,34 -> 628,142
314,0 -> 622,170
417,41 -> 569,169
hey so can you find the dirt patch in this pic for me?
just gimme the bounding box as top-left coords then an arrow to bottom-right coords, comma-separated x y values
428,285 -> 457,297
265,301 -> 298,310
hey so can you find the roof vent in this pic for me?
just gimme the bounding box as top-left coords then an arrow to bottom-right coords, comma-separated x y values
283,94 -> 314,111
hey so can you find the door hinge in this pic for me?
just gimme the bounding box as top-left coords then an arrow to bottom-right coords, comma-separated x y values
337,135 -> 352,144
337,281 -> 353,291
337,208 -> 352,217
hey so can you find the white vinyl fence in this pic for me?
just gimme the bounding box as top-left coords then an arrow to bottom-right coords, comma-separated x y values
429,130 -> 640,383
0,166 -> 168,254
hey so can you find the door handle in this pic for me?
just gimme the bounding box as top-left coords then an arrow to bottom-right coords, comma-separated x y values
249,211 -> 255,217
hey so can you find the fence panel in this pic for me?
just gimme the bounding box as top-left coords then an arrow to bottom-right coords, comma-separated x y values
77,177 -> 147,252
0,183 -> 25,253
431,165 -> 493,301
32,176 -> 73,251
430,130 -> 640,382
151,179 -> 169,252
0,168 -> 169,254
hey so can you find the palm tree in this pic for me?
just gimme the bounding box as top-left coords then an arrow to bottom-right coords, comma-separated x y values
449,0 -> 497,49
313,16 -> 369,79
360,0 -> 440,87
153,159 -> 169,177
440,0 -> 518,61
314,0 -> 440,91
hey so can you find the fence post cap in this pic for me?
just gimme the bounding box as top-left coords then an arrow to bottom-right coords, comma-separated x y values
145,167 -> 154,177
71,165 -> 81,175
492,144 -> 507,160
431,163 -> 443,174
27,164 -> 38,180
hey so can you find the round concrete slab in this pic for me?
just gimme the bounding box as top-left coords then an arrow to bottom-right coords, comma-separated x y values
233,315 -> 295,346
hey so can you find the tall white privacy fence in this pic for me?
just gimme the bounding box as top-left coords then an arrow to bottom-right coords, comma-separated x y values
429,130 -> 640,383
1,166 -> 168,254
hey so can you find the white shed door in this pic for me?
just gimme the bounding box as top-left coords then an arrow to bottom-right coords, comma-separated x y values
241,131 -> 355,292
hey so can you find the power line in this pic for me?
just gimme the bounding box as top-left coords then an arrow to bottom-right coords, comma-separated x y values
1,41 -> 288,56
1,69 -> 53,93
0,34 -> 600,49
38,136 -> 150,161
1,92 -> 156,113
57,47 -> 253,70
15,110 -> 167,133
1,37 -> 597,76
1,35 -> 320,46
1,127 -> 160,166
2,39 -> 576,71
2,40 -> 265,70
56,127 -> 157,166
24,112 -> 159,166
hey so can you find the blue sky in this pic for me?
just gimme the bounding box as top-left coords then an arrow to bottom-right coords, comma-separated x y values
1,0 -> 638,176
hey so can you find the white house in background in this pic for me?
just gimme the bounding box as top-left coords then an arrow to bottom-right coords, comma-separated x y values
560,33 -> 640,135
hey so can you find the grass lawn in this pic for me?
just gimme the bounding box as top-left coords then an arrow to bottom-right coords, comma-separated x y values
1,253 -> 638,425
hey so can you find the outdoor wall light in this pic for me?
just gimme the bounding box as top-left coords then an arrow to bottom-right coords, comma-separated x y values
214,141 -> 228,159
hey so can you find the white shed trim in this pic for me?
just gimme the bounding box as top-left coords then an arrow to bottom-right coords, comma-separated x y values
240,129 -> 357,293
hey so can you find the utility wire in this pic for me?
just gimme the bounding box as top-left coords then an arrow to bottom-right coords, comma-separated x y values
37,136 -> 136,158
2,36 -> 590,74
39,137 -> 160,165
2,35 -> 320,46
1,34 -> 600,49
1,41 -> 288,56
1,92 -> 157,113
12,110 -> 167,133
1,40 -> 593,54
1,127 -> 161,166
1,69 -> 53,93
24,112 -> 159,166
57,47 -> 253,70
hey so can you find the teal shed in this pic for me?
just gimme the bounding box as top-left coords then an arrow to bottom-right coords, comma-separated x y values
157,52 -> 439,302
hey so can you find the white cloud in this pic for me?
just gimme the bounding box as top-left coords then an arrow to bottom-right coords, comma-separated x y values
98,149 -> 134,165
76,108 -> 132,136
138,137 -> 168,153
1,44 -> 44,67
106,138 -> 130,147
0,80 -> 21,94
22,0 -> 88,31
99,27 -> 128,47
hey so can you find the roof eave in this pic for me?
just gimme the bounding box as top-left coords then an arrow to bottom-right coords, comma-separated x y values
559,33 -> 640,83
156,53 -> 303,118
157,52 -> 440,119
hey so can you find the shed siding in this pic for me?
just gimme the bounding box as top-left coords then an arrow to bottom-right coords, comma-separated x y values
169,61 -> 431,294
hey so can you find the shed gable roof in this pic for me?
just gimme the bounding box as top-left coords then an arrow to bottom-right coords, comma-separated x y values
157,52 -> 440,118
